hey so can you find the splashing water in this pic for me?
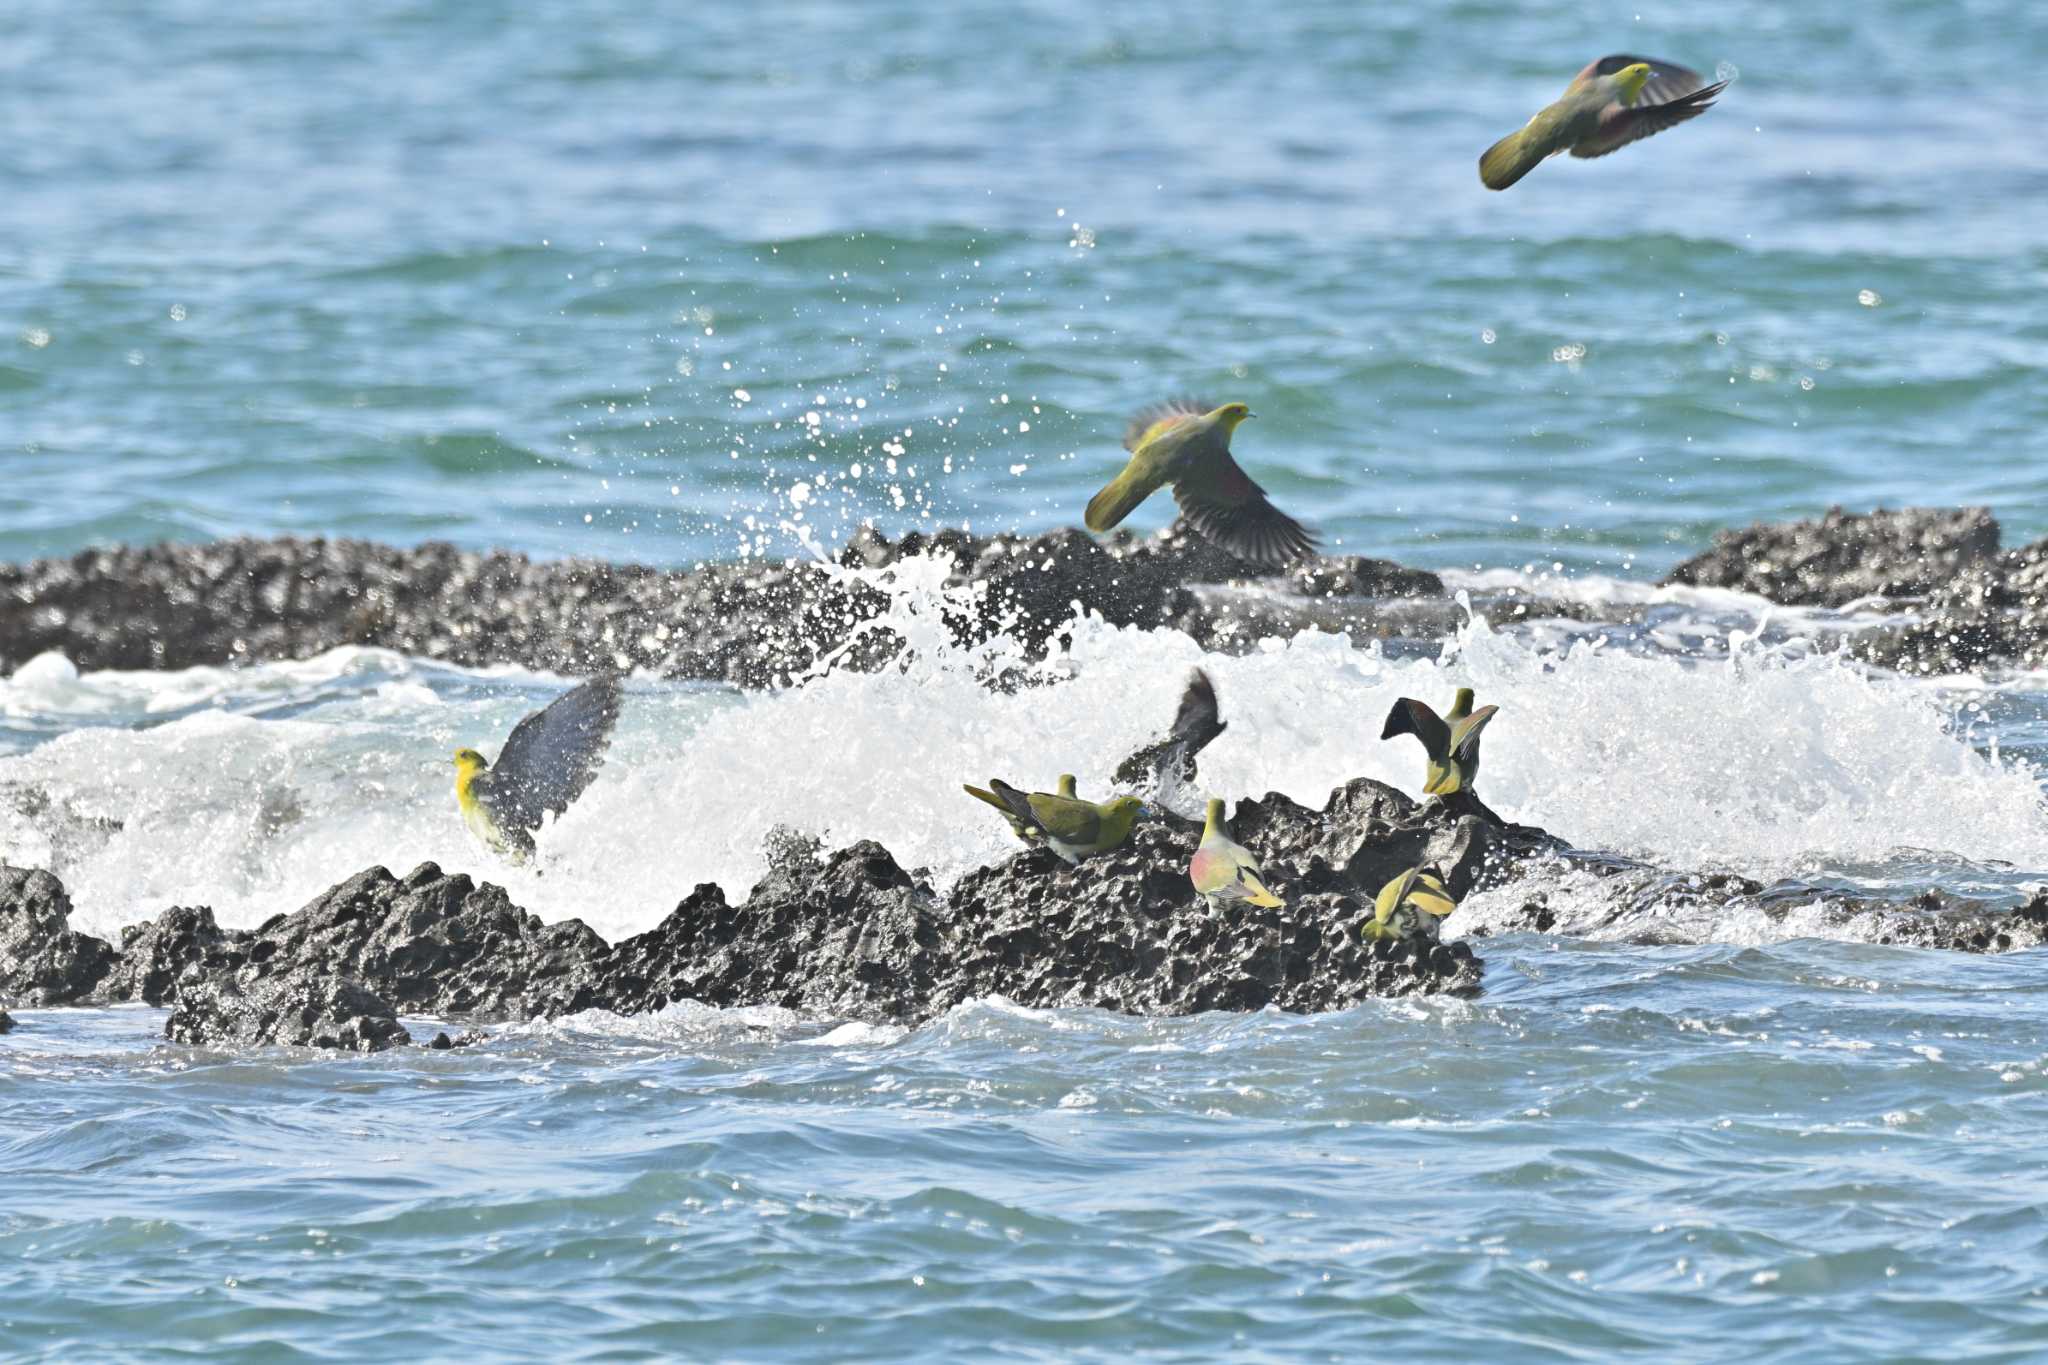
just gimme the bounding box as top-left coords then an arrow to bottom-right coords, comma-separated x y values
2,556 -> 2043,943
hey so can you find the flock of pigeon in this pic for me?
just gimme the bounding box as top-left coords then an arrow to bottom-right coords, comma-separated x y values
450,665 -> 1498,949
966,672 -> 1495,945
449,52 -> 1726,946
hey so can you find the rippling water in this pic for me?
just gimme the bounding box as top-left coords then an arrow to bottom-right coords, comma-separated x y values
11,949 -> 2048,1359
6,0 -> 2048,570
8,0 -> 2048,1358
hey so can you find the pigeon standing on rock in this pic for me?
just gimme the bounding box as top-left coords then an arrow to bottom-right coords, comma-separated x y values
977,780 -> 1146,866
966,773 -> 1079,846
1381,687 -> 1497,799
1189,798 -> 1283,911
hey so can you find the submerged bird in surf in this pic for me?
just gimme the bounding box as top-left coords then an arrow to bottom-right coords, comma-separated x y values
1381,687 -> 1498,798
1189,798 -> 1283,911
1085,400 -> 1317,568
966,773 -> 1079,846
973,779 -> 1145,865
1115,668 -> 1226,788
453,676 -> 623,863
1479,55 -> 1727,191
1365,866 -> 1458,942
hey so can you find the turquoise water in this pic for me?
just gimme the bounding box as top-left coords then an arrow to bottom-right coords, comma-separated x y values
5,0 -> 2048,570
9,946 -> 2048,1360
8,1 -> 2048,1359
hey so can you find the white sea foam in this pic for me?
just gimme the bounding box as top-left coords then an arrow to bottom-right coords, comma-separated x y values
2,553 -> 2045,943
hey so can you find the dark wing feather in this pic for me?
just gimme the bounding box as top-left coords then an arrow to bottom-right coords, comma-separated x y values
1170,456 -> 1317,568
1169,668 -> 1226,758
1573,75 -> 1726,159
1380,697 -> 1451,761
1114,667 -> 1228,785
483,676 -> 624,834
1123,397 -> 1212,452
987,778 -> 1049,837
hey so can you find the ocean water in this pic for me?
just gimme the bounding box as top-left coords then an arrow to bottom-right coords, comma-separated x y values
8,0 -> 2048,1358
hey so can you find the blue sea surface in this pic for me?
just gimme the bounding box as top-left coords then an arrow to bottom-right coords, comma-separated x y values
6,0 -> 2048,1359
10,944 -> 2048,1361
4,0 -> 2047,571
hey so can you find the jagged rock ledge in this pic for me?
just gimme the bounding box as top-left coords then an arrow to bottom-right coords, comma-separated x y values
5,505 -> 2044,687
1469,857 -> 2048,955
1662,504 -> 2048,673
9,776 -> 2047,1052
2,779 -> 1547,1050
0,524 -> 1448,689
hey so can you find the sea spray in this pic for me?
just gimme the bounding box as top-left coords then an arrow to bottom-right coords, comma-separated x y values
2,554 -> 2045,943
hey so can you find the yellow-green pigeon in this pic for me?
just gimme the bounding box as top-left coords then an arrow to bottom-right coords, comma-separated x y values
1085,400 -> 1317,568
976,778 -> 1145,865
1381,686 -> 1498,798
965,773 -> 1078,845
1480,55 -> 1727,191
1364,866 -> 1458,942
453,676 -> 623,862
1189,798 -> 1283,910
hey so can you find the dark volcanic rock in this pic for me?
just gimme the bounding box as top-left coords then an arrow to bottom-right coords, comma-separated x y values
165,970 -> 411,1052
0,535 -> 895,689
99,905 -> 248,1006
1470,858 -> 2048,955
0,865 -> 115,1005
0,525 -> 1458,688
1662,505 -> 2000,608
1853,535 -> 2048,675
599,780 -> 1540,1022
942,818 -> 1485,1015
0,1008 -> 14,1033
230,863 -> 613,1019
428,1029 -> 488,1049
602,841 -> 946,1021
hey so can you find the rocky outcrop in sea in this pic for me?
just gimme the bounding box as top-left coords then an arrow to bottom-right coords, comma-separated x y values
5,505 -> 2046,1049
1661,504 -> 2048,674
3,778 -> 1532,1049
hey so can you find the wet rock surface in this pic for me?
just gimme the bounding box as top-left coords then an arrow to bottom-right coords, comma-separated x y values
0,535 -> 886,689
1467,857 -> 2048,955
99,904 -> 246,1006
9,510 -> 2047,686
602,792 -> 1497,1023
1853,535 -> 2048,675
5,776 -> 1561,1042
10,759 -> 2048,1049
939,806 -> 1489,1016
0,525 -> 1456,687
216,863 -> 614,1020
164,971 -> 411,1053
1655,505 -> 2048,674
0,865 -> 115,1005
1662,505 -> 2001,608
1,500 -> 2044,712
